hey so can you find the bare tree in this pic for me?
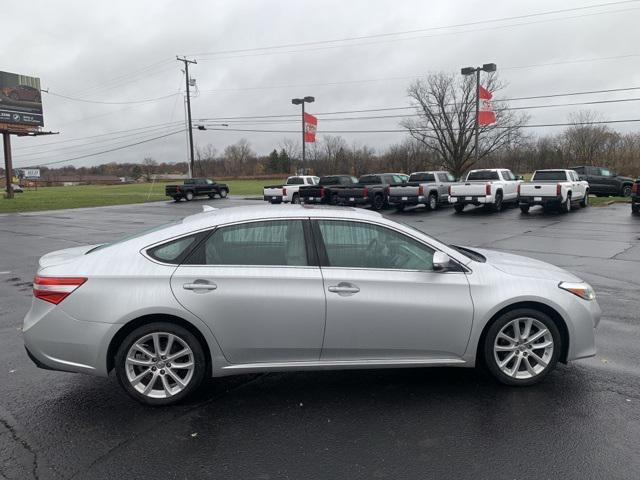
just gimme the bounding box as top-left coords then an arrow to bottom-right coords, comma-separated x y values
142,157 -> 157,182
223,139 -> 255,176
402,72 -> 527,178
196,144 -> 217,177
562,111 -> 618,166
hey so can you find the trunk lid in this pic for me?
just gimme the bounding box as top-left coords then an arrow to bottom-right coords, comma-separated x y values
38,245 -> 99,271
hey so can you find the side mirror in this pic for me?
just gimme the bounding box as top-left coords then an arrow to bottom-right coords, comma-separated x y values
433,251 -> 451,271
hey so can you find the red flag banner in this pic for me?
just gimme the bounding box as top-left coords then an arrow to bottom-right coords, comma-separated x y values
478,86 -> 496,126
304,112 -> 317,142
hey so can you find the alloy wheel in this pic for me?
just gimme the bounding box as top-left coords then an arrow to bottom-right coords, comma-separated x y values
125,332 -> 195,399
493,317 -> 554,380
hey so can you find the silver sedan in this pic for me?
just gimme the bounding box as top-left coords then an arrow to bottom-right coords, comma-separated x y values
23,205 -> 600,405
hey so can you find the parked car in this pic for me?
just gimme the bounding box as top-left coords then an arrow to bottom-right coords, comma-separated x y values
632,178 -> 640,215
571,166 -> 634,197
518,169 -> 589,214
165,178 -> 229,202
24,205 -> 600,405
335,173 -> 408,210
388,171 -> 456,211
1,85 -> 41,103
299,175 -> 358,205
449,168 -> 521,213
263,175 -> 319,204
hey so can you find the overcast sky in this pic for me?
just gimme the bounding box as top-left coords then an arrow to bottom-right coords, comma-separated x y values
3,0 -> 639,170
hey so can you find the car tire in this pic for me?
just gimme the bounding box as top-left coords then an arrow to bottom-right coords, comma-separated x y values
185,191 -> 194,201
219,189 -> 228,199
115,322 -> 206,406
372,194 -> 385,211
454,203 -> 465,213
173,196 -> 181,202
492,192 -> 503,212
483,308 -> 561,386
622,185 -> 632,197
427,193 -> 438,211
520,205 -> 530,214
632,203 -> 640,214
330,193 -> 339,205
292,194 -> 300,204
580,191 -> 589,207
395,204 -> 405,212
208,194 -> 216,199
560,193 -> 571,214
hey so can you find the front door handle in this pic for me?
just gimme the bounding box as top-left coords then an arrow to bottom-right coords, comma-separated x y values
183,281 -> 217,292
328,282 -> 360,295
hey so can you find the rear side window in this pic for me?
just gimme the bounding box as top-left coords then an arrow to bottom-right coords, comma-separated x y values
186,220 -> 309,266
467,170 -> 499,181
147,234 -> 200,264
532,171 -> 568,181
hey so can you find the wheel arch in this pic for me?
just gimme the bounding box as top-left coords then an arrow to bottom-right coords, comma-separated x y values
475,301 -> 570,366
106,313 -> 213,375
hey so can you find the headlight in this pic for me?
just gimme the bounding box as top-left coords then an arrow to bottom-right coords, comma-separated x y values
559,281 -> 596,301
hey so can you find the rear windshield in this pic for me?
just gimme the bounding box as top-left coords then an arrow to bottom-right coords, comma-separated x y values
320,177 -> 341,185
467,170 -> 499,181
287,177 -> 304,185
358,175 -> 382,184
86,221 -> 181,254
533,171 -> 568,181
409,173 -> 435,182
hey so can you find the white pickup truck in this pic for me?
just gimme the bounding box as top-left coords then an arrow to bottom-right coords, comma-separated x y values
518,169 -> 589,214
263,175 -> 319,204
449,168 -> 521,213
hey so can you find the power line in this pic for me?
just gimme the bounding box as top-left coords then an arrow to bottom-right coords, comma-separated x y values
45,90 -> 181,105
190,1 -> 638,58
15,130 -> 185,168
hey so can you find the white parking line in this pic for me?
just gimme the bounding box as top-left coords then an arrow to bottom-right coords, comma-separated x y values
0,271 -> 12,275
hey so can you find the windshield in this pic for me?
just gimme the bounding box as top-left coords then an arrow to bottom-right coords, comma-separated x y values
533,171 -> 568,181
467,170 -> 499,181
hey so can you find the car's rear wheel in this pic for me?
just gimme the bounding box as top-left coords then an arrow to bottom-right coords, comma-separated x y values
219,188 -> 228,198
292,193 -> 300,204
561,193 -> 571,214
173,196 -> 181,202
115,322 -> 206,406
454,203 -> 465,213
427,193 -> 438,211
372,194 -> 385,211
330,193 -> 339,205
483,309 -> 561,386
492,192 -> 503,212
395,204 -> 405,212
185,191 -> 194,201
580,191 -> 589,207
622,185 -> 632,197
520,205 -> 530,214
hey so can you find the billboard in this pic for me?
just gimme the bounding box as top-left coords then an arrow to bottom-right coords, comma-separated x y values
0,70 -> 44,128
16,168 -> 40,179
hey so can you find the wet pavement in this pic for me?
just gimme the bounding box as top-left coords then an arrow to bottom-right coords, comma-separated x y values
1,198 -> 639,479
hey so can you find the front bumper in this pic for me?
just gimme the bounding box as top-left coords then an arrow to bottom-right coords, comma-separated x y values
23,300 -> 116,376
449,195 -> 493,205
566,296 -> 601,361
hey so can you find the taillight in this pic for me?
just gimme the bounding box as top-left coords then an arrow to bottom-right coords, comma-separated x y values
33,276 -> 87,305
418,185 -> 424,196
556,184 -> 562,197
363,186 -> 369,197
632,182 -> 639,194
485,183 -> 491,195
283,187 -> 287,196
319,187 -> 325,198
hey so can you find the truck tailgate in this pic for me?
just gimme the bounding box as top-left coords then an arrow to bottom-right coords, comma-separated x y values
389,185 -> 419,197
449,183 -> 488,196
338,187 -> 367,198
264,187 -> 283,196
519,183 -> 558,197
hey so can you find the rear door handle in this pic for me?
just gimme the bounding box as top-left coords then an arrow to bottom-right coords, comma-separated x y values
183,281 -> 217,292
328,283 -> 360,295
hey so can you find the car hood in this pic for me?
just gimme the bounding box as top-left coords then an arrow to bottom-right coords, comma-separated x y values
471,247 -> 583,282
38,245 -> 100,270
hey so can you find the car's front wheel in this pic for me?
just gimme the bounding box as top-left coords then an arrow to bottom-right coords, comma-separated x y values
219,188 -> 228,198
483,309 -> 561,386
115,322 -> 206,405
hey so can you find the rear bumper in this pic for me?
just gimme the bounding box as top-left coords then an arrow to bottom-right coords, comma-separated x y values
264,195 -> 285,203
23,300 -> 115,376
301,196 -> 327,204
519,196 -> 562,207
388,195 -> 425,206
449,195 -> 493,205
631,195 -> 639,205
339,197 -> 369,206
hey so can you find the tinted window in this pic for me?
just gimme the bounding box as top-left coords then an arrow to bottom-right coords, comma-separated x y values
359,175 -> 382,184
193,220 -> 308,266
533,170 -> 568,181
317,220 -> 434,271
572,166 -> 584,174
467,170 -> 499,181
600,168 -> 612,177
287,177 -> 304,185
409,173 -> 435,182
147,234 -> 199,264
320,176 -> 341,186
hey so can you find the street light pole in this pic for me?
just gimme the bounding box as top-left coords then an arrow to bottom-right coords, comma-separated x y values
177,56 -> 197,177
291,96 -> 315,175
461,63 -> 496,163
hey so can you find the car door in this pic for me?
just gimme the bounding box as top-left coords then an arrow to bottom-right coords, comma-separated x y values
569,171 -> 585,199
500,170 -> 519,201
598,168 -> 618,194
586,167 -> 605,194
170,219 -> 326,365
437,172 -> 455,199
313,219 -> 474,361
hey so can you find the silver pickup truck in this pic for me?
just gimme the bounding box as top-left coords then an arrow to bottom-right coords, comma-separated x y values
388,171 -> 456,211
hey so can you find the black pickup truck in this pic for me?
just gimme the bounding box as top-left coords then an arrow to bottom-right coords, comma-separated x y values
299,175 -> 359,205
632,178 -> 639,214
335,173 -> 408,210
165,178 -> 229,202
571,166 -> 635,197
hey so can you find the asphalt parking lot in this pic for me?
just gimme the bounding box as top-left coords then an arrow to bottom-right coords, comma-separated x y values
1,198 -> 639,479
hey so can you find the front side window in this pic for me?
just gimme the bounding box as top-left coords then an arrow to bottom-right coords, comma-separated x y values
188,220 -> 308,266
317,220 -> 434,271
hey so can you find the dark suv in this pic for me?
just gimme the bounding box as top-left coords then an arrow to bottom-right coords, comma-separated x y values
571,166 -> 634,197
632,179 -> 639,214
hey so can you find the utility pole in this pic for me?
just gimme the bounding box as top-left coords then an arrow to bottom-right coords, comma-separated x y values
3,132 -> 13,199
177,56 -> 197,177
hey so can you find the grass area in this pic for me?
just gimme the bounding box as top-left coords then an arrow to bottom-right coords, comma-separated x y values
0,179 -> 282,214
589,195 -> 631,206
